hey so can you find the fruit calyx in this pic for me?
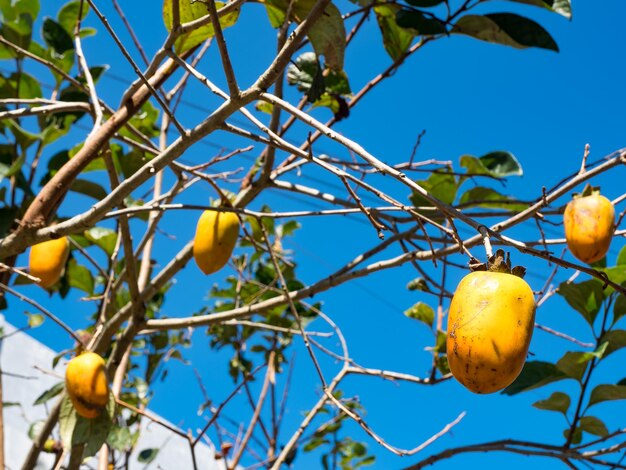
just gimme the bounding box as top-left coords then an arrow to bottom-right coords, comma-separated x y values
468,249 -> 526,279
573,183 -> 601,199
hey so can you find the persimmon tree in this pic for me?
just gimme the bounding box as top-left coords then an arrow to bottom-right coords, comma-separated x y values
2,0 -> 626,469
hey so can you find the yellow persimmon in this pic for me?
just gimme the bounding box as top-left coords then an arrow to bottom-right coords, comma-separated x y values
193,210 -> 240,275
28,237 -> 70,288
564,188 -> 614,264
65,352 -> 109,419
446,251 -> 535,394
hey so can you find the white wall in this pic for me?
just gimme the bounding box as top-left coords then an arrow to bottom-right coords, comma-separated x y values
0,317 -> 223,469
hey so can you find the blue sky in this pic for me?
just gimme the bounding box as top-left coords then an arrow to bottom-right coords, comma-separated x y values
9,0 -> 626,468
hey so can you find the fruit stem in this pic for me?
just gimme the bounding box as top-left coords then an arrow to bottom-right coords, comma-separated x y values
468,249 -> 527,279
478,226 -> 493,258
578,143 -> 590,176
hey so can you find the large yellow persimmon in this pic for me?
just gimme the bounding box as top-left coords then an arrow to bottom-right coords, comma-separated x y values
446,251 -> 535,394
29,237 -> 70,288
193,209 -> 240,275
564,187 -> 614,264
65,352 -> 109,419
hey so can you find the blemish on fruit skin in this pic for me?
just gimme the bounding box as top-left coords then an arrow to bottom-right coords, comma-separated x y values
491,340 -> 501,358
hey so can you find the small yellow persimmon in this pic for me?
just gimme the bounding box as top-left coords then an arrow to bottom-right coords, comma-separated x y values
193,210 -> 240,275
564,187 -> 614,264
65,352 -> 109,419
28,237 -> 70,288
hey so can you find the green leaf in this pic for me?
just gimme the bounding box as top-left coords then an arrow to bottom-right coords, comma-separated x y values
453,13 -> 558,52
458,187 -> 528,211
0,153 -> 26,184
33,382 -> 64,405
460,151 -> 523,178
138,448 -> 159,463
563,426 -> 582,445
396,9 -> 446,35
556,349 -> 600,381
502,361 -> 567,395
287,52 -> 325,102
409,169 -> 458,212
299,0 -> 345,70
59,394 -> 77,449
407,277 -> 430,292
588,384 -> 626,407
579,416 -> 608,437
42,18 -> 74,54
598,267 -> 626,295
0,207 -> 18,238
0,72 -> 42,100
504,0 -> 572,19
265,0 -> 345,69
286,52 -> 351,110
616,245 -> 626,266
303,437 -> 329,452
374,4 -> 414,61
532,391 -> 570,414
263,3 -> 284,28
599,330 -> 626,357
69,179 -> 107,201
107,424 -> 132,452
66,259 -> 94,295
255,101 -> 273,115
403,302 -> 434,326
613,295 -> 626,325
84,227 -> 117,256
25,312 -> 44,328
60,392 -> 115,457
163,0 -> 240,54
0,0 -> 37,55
28,420 -> 46,441
558,279 -> 605,326
58,0 -> 90,34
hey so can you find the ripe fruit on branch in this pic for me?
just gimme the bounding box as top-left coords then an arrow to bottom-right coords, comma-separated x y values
65,352 -> 110,419
28,236 -> 70,288
446,250 -> 535,394
193,209 -> 240,275
564,185 -> 614,264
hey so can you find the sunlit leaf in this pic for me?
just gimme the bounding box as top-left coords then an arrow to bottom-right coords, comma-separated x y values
504,0 -> 571,19
84,227 -> 117,256
599,330 -> 626,357
163,0 -> 240,54
58,0 -> 90,34
403,302 -> 434,326
556,348 -> 603,382
25,312 -> 44,328
374,4 -> 414,61
266,0 -> 346,70
66,259 -> 94,295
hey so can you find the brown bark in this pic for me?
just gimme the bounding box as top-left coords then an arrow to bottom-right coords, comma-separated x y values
18,56 -> 182,233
